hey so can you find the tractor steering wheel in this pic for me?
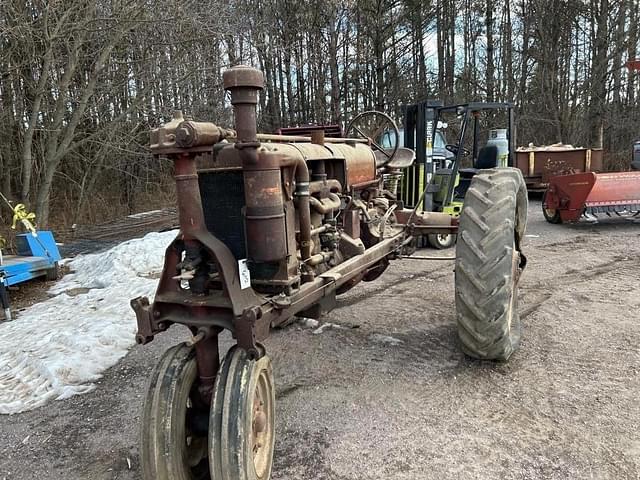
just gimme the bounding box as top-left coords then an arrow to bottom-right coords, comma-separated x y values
446,144 -> 471,157
346,111 -> 399,165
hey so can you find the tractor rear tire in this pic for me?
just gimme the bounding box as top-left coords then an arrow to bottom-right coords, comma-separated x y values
141,343 -> 211,480
455,168 -> 528,361
209,347 -> 275,480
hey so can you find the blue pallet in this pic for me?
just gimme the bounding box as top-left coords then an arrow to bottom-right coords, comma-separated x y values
1,231 -> 61,287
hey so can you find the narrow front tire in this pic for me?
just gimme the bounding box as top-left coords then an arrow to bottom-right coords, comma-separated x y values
140,343 -> 211,480
209,347 -> 275,480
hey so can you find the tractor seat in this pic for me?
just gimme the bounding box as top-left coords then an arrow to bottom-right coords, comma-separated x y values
374,147 -> 416,169
459,145 -> 499,178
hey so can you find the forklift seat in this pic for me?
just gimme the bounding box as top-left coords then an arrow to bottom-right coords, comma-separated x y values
458,145 -> 499,179
475,145 -> 499,169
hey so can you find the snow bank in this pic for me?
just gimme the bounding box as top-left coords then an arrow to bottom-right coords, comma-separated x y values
0,230 -> 177,415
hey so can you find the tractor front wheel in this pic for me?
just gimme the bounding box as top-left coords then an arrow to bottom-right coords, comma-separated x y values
454,168 -> 528,361
209,347 -> 275,480
140,343 -> 211,480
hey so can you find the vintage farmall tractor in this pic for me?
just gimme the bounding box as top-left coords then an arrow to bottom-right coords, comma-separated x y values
131,65 -> 528,480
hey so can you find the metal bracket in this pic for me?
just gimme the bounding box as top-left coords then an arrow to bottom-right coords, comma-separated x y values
131,296 -> 159,345
234,306 -> 261,359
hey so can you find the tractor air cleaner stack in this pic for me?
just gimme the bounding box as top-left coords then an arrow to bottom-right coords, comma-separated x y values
224,66 -> 288,263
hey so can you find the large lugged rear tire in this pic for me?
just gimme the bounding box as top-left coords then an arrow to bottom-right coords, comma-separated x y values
455,168 -> 528,361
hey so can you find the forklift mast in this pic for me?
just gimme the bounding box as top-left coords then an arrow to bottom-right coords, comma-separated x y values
403,100 -> 443,212
403,101 -> 516,211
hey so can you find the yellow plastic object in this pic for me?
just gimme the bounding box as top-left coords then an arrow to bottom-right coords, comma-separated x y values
432,171 -> 460,205
442,201 -> 463,217
10,204 -> 37,234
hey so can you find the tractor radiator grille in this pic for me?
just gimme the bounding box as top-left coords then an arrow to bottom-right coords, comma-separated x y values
198,171 -> 246,260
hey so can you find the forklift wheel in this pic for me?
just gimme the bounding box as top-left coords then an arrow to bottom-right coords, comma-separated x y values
140,343 -> 211,480
427,233 -> 457,249
542,190 -> 563,224
455,168 -> 528,361
209,347 -> 275,480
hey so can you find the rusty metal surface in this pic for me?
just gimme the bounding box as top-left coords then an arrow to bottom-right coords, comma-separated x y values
257,133 -> 368,143
194,333 -> 220,404
243,156 -> 288,263
276,124 -> 343,138
223,65 -> 263,145
176,121 -> 235,148
325,143 -> 377,188
516,147 -> 603,189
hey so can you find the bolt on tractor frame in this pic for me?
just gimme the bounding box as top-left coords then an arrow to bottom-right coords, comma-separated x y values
132,65 -> 528,480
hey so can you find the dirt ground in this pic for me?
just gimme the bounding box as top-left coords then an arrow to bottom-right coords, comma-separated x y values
1,198 -> 639,480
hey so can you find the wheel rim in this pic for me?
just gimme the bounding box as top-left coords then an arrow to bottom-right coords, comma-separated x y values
251,365 -> 274,479
182,372 -> 210,478
436,234 -> 450,245
544,207 -> 557,219
185,395 -> 209,475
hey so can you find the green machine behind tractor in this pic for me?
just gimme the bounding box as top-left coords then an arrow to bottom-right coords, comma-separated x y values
401,101 -> 517,248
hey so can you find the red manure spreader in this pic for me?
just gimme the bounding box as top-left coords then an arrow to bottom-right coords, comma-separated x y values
543,170 -> 640,223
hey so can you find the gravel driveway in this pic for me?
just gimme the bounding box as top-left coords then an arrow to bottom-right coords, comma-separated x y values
1,199 -> 639,480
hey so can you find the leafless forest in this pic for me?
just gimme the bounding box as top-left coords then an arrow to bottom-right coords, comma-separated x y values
0,0 -> 638,229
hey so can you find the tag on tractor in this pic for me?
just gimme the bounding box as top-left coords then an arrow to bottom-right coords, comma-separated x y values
238,259 -> 251,289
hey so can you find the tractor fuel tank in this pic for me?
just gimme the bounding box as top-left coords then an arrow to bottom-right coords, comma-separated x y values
265,142 -> 377,191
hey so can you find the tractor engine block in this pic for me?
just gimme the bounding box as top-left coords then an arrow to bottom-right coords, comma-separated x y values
195,123 -> 383,295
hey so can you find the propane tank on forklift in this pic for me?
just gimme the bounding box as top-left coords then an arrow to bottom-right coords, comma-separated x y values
486,129 -> 509,167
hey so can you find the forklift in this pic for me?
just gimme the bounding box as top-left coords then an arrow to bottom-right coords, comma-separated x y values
402,101 -> 517,248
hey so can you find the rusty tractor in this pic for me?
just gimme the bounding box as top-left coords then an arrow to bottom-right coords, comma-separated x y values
132,65 -> 528,480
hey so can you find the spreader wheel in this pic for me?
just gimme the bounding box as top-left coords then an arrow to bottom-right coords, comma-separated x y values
141,343 -> 211,480
542,190 -> 563,224
427,233 -> 457,249
209,347 -> 275,480
455,168 -> 528,361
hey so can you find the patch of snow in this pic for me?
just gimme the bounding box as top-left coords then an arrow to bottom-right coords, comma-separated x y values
0,230 -> 177,415
312,322 -> 346,335
127,209 -> 164,219
298,317 -> 319,329
369,333 -> 403,346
